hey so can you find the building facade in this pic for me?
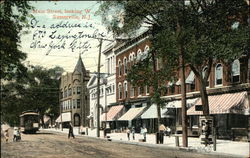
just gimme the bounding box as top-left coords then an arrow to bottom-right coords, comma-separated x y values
57,56 -> 90,127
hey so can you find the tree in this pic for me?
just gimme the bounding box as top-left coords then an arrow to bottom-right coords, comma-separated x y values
97,0 -> 248,147
0,0 -> 33,81
1,66 -> 64,127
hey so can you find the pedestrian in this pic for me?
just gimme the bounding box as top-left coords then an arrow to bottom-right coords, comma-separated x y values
131,126 -> 135,140
141,127 -> 147,142
4,129 -> 9,143
13,127 -> 21,142
204,121 -> 211,146
68,123 -> 75,139
126,128 -> 131,140
159,124 -> 166,144
166,126 -> 171,138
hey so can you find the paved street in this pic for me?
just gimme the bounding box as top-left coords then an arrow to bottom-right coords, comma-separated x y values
1,129 -> 242,158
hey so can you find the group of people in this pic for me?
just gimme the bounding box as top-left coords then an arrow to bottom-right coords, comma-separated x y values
2,127 -> 21,143
126,126 -> 148,141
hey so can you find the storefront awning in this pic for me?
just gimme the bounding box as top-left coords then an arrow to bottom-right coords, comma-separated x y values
118,107 -> 146,121
56,112 -> 71,123
187,91 -> 249,115
105,105 -> 124,121
165,98 -> 198,108
140,99 -> 198,119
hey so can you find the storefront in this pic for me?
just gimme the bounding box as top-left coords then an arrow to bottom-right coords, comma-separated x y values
187,91 -> 249,140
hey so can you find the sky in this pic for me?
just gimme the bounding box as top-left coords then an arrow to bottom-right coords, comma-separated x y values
20,1 -> 113,73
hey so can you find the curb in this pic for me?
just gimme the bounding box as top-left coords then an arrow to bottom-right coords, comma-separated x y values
41,129 -> 245,158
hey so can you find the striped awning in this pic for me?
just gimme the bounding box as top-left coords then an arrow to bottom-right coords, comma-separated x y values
118,107 -> 146,121
104,105 -> 124,121
187,91 -> 249,115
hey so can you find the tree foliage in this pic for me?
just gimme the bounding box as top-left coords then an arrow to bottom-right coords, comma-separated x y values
1,66 -> 64,126
98,0 -> 249,116
0,0 -> 33,80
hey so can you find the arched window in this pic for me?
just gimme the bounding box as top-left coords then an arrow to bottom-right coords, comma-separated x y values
130,84 -> 135,97
118,59 -> 122,76
231,59 -> 240,83
144,45 -> 149,53
118,83 -> 122,99
124,57 -> 128,74
124,81 -> 128,98
74,113 -> 80,126
202,66 -> 210,87
215,63 -> 223,85
136,49 -> 142,61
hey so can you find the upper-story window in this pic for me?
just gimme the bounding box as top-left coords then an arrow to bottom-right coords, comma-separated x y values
68,85 -> 72,96
118,59 -> 122,76
231,59 -> 240,83
124,81 -> 128,98
124,57 -> 128,74
136,49 -> 142,61
77,86 -> 81,94
130,84 -> 135,97
64,87 -> 67,98
72,87 -> 76,94
118,83 -> 122,100
77,99 -> 80,108
138,86 -> 144,96
145,85 -> 149,95
215,63 -> 223,86
144,45 -> 149,53
202,67 -> 210,87
107,58 -> 110,74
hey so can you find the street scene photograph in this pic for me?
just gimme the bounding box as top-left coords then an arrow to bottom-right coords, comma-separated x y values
1,0 -> 249,158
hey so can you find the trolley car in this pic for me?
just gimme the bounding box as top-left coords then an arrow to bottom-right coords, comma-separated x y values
20,111 -> 40,133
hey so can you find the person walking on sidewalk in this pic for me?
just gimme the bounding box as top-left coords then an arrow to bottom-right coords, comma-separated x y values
126,128 -> 131,140
68,123 -> 75,139
159,124 -> 166,144
131,126 -> 135,140
141,127 -> 147,142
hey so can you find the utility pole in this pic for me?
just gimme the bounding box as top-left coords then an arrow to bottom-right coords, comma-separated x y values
95,37 -> 114,137
96,38 -> 103,137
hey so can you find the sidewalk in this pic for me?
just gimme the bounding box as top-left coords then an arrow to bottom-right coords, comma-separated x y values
43,128 -> 249,158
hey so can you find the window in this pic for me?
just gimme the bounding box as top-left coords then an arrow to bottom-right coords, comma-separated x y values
77,99 -> 80,108
124,82 -> 128,98
138,86 -> 144,96
60,91 -> 63,99
136,49 -> 142,61
64,88 -> 67,98
170,85 -> 175,94
107,58 -> 110,74
202,67 -> 210,87
73,87 -> 76,94
130,85 -> 135,97
112,84 -> 115,93
124,57 -> 128,74
190,79 -> 195,91
73,99 -> 76,109
77,86 -> 81,94
74,114 -> 80,126
231,59 -> 240,83
163,87 -> 168,96
215,63 -> 223,85
118,60 -> 122,76
118,83 -> 122,99
145,85 -> 149,95
68,88 -> 72,96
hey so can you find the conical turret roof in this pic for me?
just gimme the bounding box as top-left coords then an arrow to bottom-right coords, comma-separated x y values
73,55 -> 86,74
